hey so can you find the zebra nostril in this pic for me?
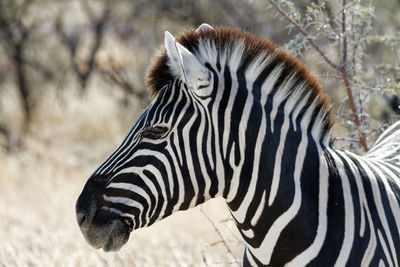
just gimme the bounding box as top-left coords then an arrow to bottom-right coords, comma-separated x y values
76,192 -> 97,230
77,212 -> 87,226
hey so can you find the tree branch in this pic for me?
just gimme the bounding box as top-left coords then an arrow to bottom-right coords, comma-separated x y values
0,8 -> 32,131
340,0 -> 368,151
100,68 -> 147,100
25,59 -> 53,80
56,3 -> 109,89
267,0 -> 340,71
200,207 -> 240,267
268,0 -> 369,151
0,123 -> 10,143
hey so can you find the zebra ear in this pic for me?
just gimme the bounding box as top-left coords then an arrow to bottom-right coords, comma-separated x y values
195,23 -> 214,34
164,31 -> 211,94
164,31 -> 181,76
175,42 -> 211,91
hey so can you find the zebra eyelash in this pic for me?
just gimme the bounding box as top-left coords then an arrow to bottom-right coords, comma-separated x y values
141,125 -> 169,140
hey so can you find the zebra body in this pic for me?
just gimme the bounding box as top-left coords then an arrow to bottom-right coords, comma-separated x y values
76,24 -> 400,266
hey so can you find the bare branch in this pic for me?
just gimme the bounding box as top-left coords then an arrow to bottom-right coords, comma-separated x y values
98,63 -> 147,100
342,0 -> 348,69
267,0 -> 340,71
340,0 -> 368,151
200,207 -> 240,267
25,59 -> 53,80
0,7 -> 32,131
56,4 -> 110,89
201,247 -> 210,267
83,5 -> 110,88
269,0 -> 369,151
0,123 -> 10,142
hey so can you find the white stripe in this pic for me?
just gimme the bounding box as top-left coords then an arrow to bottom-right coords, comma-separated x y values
331,151 -> 355,267
193,100 -> 212,200
241,228 -> 255,239
181,92 -> 201,208
358,158 -> 397,265
107,182 -> 151,222
165,144 -> 185,213
369,161 -> 400,267
111,167 -> 165,223
335,152 -> 377,267
226,82 -> 253,203
270,74 -> 296,133
246,247 -> 258,267
371,121 -> 400,148
103,196 -> 143,210
336,151 -> 367,237
222,68 -> 238,158
268,83 -> 306,206
378,229 -> 394,267
230,81 -> 262,223
251,190 -> 266,226
245,52 -> 271,83
228,40 -> 246,72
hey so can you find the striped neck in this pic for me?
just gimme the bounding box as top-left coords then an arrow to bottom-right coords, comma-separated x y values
209,58 -> 332,265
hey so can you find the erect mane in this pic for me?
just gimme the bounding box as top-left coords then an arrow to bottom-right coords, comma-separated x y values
146,26 -> 334,137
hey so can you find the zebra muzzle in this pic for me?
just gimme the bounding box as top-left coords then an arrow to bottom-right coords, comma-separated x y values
76,180 -> 133,251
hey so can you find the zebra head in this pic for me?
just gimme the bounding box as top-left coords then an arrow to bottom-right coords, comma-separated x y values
76,23 -> 333,253
75,24 -> 229,251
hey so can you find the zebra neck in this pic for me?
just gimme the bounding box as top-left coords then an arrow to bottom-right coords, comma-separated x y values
223,110 -> 328,264
218,66 -> 331,241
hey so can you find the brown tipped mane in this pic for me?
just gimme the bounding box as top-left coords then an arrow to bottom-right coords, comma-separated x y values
145,26 -> 334,133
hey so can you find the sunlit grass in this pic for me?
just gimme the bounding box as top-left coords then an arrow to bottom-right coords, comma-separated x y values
0,89 -> 244,266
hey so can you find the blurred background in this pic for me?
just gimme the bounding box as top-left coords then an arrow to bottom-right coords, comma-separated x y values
0,0 -> 399,266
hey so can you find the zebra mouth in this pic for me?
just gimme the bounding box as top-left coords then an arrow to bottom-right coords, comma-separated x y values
102,219 -> 132,252
101,218 -> 133,252
82,218 -> 133,252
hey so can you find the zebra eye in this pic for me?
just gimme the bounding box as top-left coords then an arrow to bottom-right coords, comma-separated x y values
142,126 -> 169,140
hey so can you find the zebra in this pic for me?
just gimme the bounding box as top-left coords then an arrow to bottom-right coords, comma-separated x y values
76,24 -> 400,266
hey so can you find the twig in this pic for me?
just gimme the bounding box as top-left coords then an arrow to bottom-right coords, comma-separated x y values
56,3 -> 109,89
201,247 -> 210,267
25,59 -> 53,80
200,207 -> 240,266
0,123 -> 10,144
0,8 -> 32,131
268,0 -> 369,151
267,0 -> 339,71
340,0 -> 368,151
98,65 -> 147,100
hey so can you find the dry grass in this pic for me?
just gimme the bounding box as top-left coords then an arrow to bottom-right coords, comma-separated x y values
0,88 -> 244,267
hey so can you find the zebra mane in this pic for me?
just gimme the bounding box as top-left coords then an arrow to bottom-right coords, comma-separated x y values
146,26 -> 334,143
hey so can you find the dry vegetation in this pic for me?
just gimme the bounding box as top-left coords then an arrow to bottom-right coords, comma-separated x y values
0,89 -> 244,266
0,0 -> 399,266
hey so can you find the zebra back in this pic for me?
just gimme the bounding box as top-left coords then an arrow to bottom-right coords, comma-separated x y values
367,120 -> 400,167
